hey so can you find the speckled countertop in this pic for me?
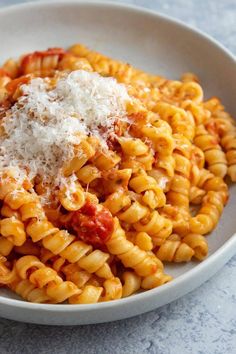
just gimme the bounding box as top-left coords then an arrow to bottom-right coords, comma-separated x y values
0,0 -> 235,353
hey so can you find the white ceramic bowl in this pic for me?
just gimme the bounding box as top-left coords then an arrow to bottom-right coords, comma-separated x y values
0,0 -> 235,325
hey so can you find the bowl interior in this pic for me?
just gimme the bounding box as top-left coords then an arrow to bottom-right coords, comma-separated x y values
0,1 -> 235,300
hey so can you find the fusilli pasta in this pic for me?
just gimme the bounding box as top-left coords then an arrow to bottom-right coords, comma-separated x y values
0,43 -> 234,305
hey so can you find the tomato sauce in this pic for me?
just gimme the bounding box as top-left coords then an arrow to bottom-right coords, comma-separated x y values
70,202 -> 114,246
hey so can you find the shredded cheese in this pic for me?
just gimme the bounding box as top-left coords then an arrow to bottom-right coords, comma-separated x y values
0,70 -> 130,185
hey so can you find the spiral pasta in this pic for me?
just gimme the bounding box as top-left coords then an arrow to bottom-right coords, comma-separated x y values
190,190 -> 227,234
0,258 -> 52,303
122,271 -> 141,297
0,237 -> 14,256
129,170 -> 166,209
103,189 -> 172,246
0,181 -> 113,280
167,134 -> 192,221
10,279 -> 52,303
27,220 -> 113,279
141,270 -> 172,290
204,102 -> 236,181
14,256 -> 81,303
194,124 -> 227,178
0,43 -> 234,305
19,48 -> 92,76
156,238 -> 195,262
0,255 -> 80,303
154,102 -> 195,141
156,233 -> 208,262
106,218 -> 162,277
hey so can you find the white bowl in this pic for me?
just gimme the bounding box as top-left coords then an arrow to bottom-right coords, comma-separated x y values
0,0 -> 235,325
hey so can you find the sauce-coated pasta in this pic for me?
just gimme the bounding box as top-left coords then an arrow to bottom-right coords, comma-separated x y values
0,44 -> 234,304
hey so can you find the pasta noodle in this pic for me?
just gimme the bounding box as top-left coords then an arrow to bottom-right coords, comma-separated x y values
0,43 -> 234,304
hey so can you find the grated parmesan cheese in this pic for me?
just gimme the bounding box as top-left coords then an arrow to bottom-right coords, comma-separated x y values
0,70 -> 130,185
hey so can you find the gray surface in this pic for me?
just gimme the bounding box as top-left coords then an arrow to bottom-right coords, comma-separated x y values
0,0 -> 236,353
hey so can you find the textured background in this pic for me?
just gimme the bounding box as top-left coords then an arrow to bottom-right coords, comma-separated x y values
0,1 -> 236,353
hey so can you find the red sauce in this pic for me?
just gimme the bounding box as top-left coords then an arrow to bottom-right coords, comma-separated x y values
70,202 -> 114,246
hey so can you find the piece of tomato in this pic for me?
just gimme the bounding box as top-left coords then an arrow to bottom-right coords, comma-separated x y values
70,202 -> 114,246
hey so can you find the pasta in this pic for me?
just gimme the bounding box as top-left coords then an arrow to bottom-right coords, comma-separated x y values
0,44 -> 234,305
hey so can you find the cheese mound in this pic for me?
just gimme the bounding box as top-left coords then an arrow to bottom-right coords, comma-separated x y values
0,70 -> 130,182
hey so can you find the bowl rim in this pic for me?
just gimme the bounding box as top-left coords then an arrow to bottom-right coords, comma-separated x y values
0,0 -> 235,313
